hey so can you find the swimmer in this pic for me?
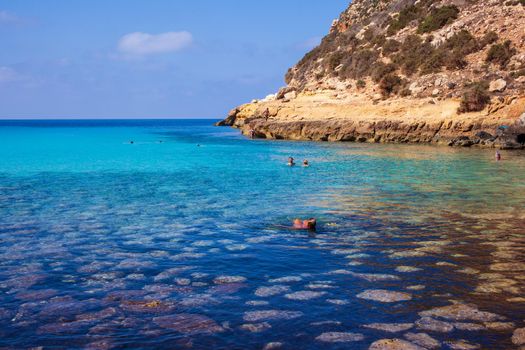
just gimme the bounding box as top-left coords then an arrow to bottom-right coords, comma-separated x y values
303,159 -> 309,167
288,157 -> 296,166
129,141 -> 134,144
291,218 -> 317,231
495,150 -> 501,161
303,218 -> 317,231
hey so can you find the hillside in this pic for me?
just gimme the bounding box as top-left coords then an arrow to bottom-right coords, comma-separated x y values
218,0 -> 525,148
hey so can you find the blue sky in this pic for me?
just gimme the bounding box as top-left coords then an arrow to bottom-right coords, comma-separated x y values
0,1 -> 348,119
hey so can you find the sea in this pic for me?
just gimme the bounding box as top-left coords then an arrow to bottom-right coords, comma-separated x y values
0,119 -> 524,349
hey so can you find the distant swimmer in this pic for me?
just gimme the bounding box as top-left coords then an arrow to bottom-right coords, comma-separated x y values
288,157 -> 296,166
303,218 -> 317,231
249,129 -> 255,139
303,159 -> 309,167
129,141 -> 134,144
293,218 -> 303,229
495,150 -> 501,161
292,218 -> 317,231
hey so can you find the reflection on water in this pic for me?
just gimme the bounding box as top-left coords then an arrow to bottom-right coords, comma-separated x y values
0,120 -> 524,349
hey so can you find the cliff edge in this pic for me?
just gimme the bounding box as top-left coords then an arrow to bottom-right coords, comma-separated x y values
218,0 -> 525,148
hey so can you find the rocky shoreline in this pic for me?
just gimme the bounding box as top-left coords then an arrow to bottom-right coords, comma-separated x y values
217,0 -> 525,149
217,92 -> 525,149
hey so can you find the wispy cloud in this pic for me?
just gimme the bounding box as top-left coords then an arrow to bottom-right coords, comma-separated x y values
117,31 -> 193,57
0,10 -> 23,25
0,66 -> 21,83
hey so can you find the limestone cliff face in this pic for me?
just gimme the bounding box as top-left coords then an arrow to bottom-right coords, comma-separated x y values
219,0 -> 525,148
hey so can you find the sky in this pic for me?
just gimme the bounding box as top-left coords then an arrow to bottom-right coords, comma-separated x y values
0,0 -> 349,119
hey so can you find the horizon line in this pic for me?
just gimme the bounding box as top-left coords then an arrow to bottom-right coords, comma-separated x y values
0,116 -> 220,120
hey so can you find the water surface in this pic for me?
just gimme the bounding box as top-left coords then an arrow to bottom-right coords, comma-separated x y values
0,119 -> 524,349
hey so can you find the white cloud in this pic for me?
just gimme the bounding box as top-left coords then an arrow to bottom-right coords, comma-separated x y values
0,10 -> 21,24
117,31 -> 193,56
0,66 -> 21,83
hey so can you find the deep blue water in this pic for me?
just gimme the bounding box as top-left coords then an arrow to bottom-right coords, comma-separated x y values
0,119 -> 524,349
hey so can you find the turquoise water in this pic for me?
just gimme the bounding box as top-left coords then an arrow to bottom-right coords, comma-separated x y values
0,119 -> 524,349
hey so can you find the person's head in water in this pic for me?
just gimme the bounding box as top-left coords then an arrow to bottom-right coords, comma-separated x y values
288,157 -> 295,166
303,159 -> 309,167
303,218 -> 316,231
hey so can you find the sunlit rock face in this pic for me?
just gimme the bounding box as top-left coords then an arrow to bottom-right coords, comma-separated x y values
219,0 -> 525,148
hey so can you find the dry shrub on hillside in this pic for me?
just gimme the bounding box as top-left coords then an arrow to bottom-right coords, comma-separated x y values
486,40 -> 517,68
379,74 -> 405,97
457,81 -> 490,113
417,5 -> 459,33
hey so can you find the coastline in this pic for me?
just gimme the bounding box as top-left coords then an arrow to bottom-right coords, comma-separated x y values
217,91 -> 525,149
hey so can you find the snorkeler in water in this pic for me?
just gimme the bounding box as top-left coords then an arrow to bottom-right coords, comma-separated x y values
288,157 -> 296,166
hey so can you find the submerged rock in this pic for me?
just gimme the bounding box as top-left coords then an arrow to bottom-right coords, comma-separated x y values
263,342 -> 283,350
364,323 -> 413,333
369,338 -> 425,350
243,310 -> 303,322
419,303 -> 503,322
311,321 -> 342,326
351,272 -> 400,282
453,322 -> 485,331
315,332 -> 364,343
513,328 -> 525,346
255,285 -> 290,297
395,266 -> 422,273
285,291 -> 326,301
268,276 -> 302,283
120,300 -> 176,313
306,283 -> 335,289
225,244 -> 248,251
38,320 -> 91,335
490,263 -> 525,271
389,251 -> 426,259
406,285 -> 426,291
179,294 -> 217,307
208,283 -> 246,295
213,275 -> 247,284
445,340 -> 480,349
15,289 -> 58,301
415,317 -> 454,333
153,314 -> 223,335
246,300 -> 269,306
484,321 -> 514,331
356,290 -> 412,303
239,322 -> 271,333
76,307 -> 117,321
331,249 -> 361,255
404,332 -> 440,349
328,269 -> 353,275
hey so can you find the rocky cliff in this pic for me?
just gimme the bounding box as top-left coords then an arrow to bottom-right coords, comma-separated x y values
218,0 -> 525,148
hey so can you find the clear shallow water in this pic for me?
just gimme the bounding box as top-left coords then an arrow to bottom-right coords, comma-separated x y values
0,119 -> 524,349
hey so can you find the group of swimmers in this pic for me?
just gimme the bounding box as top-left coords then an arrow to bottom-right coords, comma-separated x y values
288,157 -> 309,167
287,156 -> 316,231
